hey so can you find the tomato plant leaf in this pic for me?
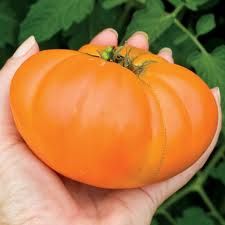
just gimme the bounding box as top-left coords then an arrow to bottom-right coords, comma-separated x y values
102,0 -> 128,9
188,45 -> 225,132
10,0 -> 34,20
125,0 -> 173,43
67,20 -> 90,49
67,3 -> 122,49
0,2 -> 18,47
210,161 -> 225,186
168,0 -> 183,7
136,0 -> 147,4
151,218 -> 159,225
173,33 -> 188,45
0,46 -> 14,67
152,24 -> 197,67
88,3 -> 123,37
102,0 -> 146,8
185,0 -> 210,10
196,14 -> 216,36
19,0 -> 94,42
176,207 -> 215,225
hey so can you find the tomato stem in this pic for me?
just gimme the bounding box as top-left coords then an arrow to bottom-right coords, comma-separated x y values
100,46 -> 114,61
99,46 -> 154,75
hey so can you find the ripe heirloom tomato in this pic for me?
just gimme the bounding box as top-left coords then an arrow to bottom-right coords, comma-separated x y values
10,44 -> 218,188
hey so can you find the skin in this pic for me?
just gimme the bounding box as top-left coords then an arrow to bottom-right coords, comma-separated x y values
0,28 -> 222,225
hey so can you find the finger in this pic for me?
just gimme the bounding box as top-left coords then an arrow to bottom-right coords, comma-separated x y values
211,87 -> 221,105
0,36 -> 39,137
158,48 -> 174,63
126,32 -> 149,50
143,88 -> 221,205
90,28 -> 118,46
0,36 -> 39,92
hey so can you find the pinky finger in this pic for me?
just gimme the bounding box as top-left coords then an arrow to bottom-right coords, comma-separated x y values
158,47 -> 174,63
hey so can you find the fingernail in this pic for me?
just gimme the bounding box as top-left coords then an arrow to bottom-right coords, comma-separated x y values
102,28 -> 118,38
130,31 -> 149,41
13,36 -> 36,58
159,47 -> 172,56
213,87 -> 221,104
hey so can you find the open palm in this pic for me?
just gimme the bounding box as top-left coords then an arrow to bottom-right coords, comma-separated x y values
0,29 -> 221,225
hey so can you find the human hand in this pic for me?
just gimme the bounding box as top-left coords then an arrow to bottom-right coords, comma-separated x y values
0,28 -> 221,225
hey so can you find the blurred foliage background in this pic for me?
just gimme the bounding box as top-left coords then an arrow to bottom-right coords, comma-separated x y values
0,0 -> 225,224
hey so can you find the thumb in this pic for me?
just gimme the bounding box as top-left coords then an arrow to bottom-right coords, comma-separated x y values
0,36 -> 39,138
0,36 -> 39,91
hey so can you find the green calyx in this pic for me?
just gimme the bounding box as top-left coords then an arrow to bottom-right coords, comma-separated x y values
100,46 -> 114,61
99,46 -> 154,76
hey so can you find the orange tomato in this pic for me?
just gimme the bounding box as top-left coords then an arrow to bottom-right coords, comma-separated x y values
10,45 -> 218,188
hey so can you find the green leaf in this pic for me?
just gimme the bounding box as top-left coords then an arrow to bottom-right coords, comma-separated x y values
67,20 -> 90,49
0,46 -> 14,67
125,0 -> 173,43
151,218 -> 159,225
200,0 -> 220,10
89,3 -> 123,37
188,45 -> 225,132
102,0 -> 128,9
152,24 -> 197,67
173,33 -> 188,45
185,0 -> 209,10
168,0 -> 183,7
19,0 -> 94,42
210,161 -> 225,186
196,14 -> 216,36
0,2 -> 18,47
10,0 -> 35,20
67,3 -> 122,49
176,207 -> 215,225
136,0 -> 147,4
